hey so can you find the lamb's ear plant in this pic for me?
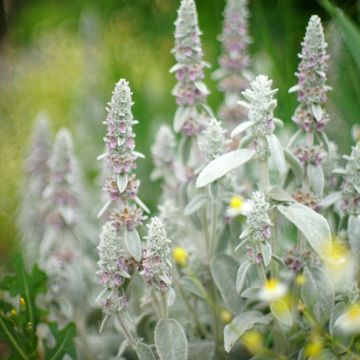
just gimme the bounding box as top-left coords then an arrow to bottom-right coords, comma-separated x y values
18,114 -> 52,267
8,1 -> 360,359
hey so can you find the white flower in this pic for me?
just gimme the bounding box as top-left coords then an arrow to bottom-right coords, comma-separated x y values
226,195 -> 253,218
258,278 -> 287,302
335,303 -> 360,335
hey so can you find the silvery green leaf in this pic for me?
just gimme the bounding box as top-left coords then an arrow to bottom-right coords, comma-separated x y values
59,206 -> 76,225
169,63 -> 184,73
270,299 -> 293,327
181,276 -> 206,299
135,343 -> 156,360
200,103 -> 216,118
317,131 -> 331,152
333,167 -> 347,175
97,199 -> 112,218
330,301 -> 347,336
237,100 -> 250,109
235,237 -> 249,251
210,254 -> 243,313
97,152 -> 108,161
174,106 -> 191,133
179,136 -> 193,164
125,229 -> 142,262
231,121 -> 254,138
267,134 -> 286,174
196,149 -> 255,188
277,203 -> 331,258
319,192 -> 341,209
288,84 -> 301,93
268,186 -> 294,203
239,134 -> 254,147
301,266 -> 334,324
284,148 -> 304,185
224,311 -> 272,353
266,99 -> 277,111
194,81 -> 209,95
311,103 -> 323,122
135,196 -> 150,214
117,340 -> 129,358
236,260 -> 252,294
184,194 -> 210,216
117,174 -> 128,193
348,215 -> 360,254
155,319 -> 188,360
273,118 -> 284,127
188,340 -> 215,360
307,164 -> 324,196
241,286 -> 261,299
260,241 -> 272,267
133,150 -> 145,159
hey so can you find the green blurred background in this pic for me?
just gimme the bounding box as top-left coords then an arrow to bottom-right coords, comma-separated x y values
0,0 -> 359,262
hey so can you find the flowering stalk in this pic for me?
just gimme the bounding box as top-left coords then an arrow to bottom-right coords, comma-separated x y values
214,0 -> 252,128
18,115 -> 52,266
40,128 -> 88,326
141,217 -> 173,319
97,79 -> 148,350
171,0 -> 210,137
288,16 -> 331,255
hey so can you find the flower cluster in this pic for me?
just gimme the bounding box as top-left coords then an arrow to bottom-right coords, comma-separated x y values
216,0 -> 251,126
45,129 -> 78,232
243,192 -> 271,243
104,79 -> 138,183
290,15 -> 330,132
237,75 -> 278,158
341,142 -> 360,216
141,217 -> 172,292
199,117 -> 226,161
97,222 -> 131,292
97,79 -> 146,319
292,190 -> 320,212
171,0 -> 209,134
293,144 -> 327,166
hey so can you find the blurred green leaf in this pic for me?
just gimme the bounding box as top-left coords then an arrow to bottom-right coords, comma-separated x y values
322,0 -> 360,71
46,322 -> 77,360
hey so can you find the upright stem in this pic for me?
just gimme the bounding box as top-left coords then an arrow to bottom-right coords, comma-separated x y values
117,312 -> 137,347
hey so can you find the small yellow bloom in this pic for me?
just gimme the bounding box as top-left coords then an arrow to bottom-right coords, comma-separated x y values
20,297 -> 26,306
10,309 -> 17,317
259,278 -> 287,302
305,337 -> 323,357
295,273 -> 306,286
241,330 -> 263,354
172,247 -> 188,266
297,300 -> 306,313
230,196 -> 244,210
220,309 -> 232,324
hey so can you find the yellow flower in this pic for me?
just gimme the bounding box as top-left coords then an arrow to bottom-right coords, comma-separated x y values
295,273 -> 306,286
305,337 -> 323,357
258,278 -> 287,302
335,303 -> 360,334
323,240 -> 353,289
20,297 -> 26,306
220,309 -> 232,324
230,196 -> 244,209
241,330 -> 263,354
226,196 -> 252,218
10,309 -> 17,317
172,247 -> 188,266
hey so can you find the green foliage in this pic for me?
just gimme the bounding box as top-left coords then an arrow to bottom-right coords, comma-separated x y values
0,255 -> 77,360
154,319 -> 188,360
